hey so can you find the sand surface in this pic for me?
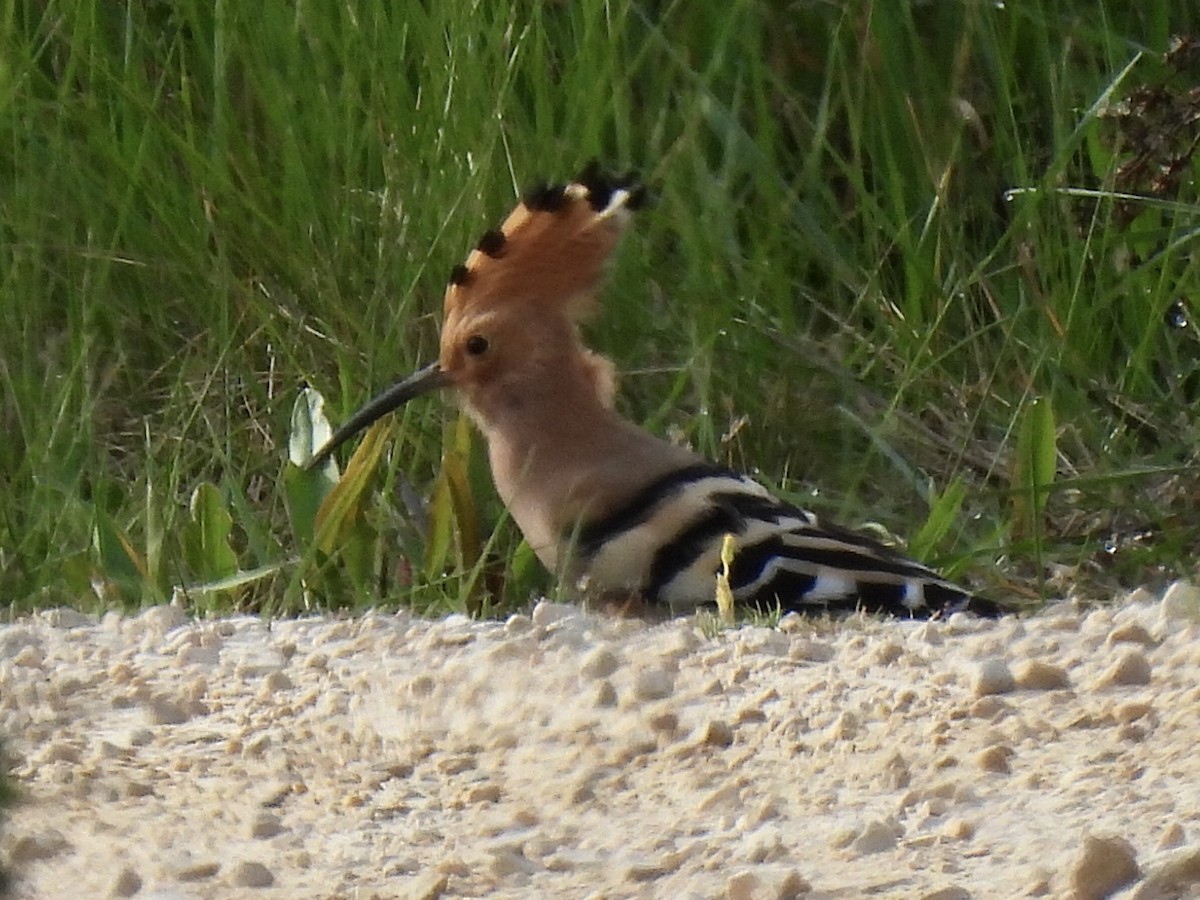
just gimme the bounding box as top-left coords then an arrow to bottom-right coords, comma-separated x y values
3,585 -> 1200,899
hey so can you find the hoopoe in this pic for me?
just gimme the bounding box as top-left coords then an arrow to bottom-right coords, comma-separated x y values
307,165 -> 999,619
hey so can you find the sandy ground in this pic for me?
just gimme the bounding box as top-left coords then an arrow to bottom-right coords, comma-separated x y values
3,585 -> 1200,900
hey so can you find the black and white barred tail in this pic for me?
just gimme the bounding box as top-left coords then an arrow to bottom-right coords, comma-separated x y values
575,463 -> 998,619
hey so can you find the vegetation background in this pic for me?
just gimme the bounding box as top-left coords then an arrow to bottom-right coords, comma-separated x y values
2,0 -> 1198,618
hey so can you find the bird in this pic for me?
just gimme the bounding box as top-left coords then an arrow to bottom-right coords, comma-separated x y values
306,163 -> 999,620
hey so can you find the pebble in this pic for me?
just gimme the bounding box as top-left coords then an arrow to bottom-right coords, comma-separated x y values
1160,580 -> 1200,622
851,820 -> 899,855
1131,845 -> 1200,899
174,859 -> 221,881
580,645 -> 620,679
137,604 -> 188,634
633,668 -> 675,701
1098,650 -> 1152,687
972,659 -> 1016,696
695,719 -> 735,748
725,866 -> 811,900
9,829 -> 72,862
146,694 -> 191,725
1070,834 -> 1139,900
919,888 -> 971,900
408,871 -> 450,900
530,600 -> 575,628
1107,622 -> 1157,647
1157,822 -> 1186,850
259,670 -> 294,694
109,866 -> 143,897
230,860 -> 275,887
249,812 -> 284,838
976,743 -> 1014,774
1012,659 -> 1070,690
593,680 -> 618,707
789,639 -> 835,662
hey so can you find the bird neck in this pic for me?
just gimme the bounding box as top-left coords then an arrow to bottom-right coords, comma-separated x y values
464,355 -> 697,572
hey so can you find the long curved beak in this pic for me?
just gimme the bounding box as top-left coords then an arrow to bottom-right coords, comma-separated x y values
304,362 -> 451,470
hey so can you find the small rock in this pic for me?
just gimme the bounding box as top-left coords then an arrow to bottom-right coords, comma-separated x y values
969,696 -> 1012,720
230,860 -> 275,887
10,830 -> 72,862
487,844 -> 538,877
137,604 -> 188,633
735,628 -> 790,658
1097,650 -> 1151,688
942,819 -> 975,841
436,754 -> 476,775
40,740 -> 82,764
504,614 -> 532,635
735,705 -> 767,725
593,680 -> 617,707
972,659 -> 1016,696
407,871 -> 449,900
249,812 -> 284,839
466,783 -> 502,804
977,744 -> 1014,774
1070,834 -> 1139,900
580,646 -> 620,679
789,639 -> 835,662
177,642 -> 220,667
920,888 -> 971,900
1156,822 -> 1186,850
696,720 -> 735,748
633,669 -> 675,701
624,857 -> 671,881
1160,580 -> 1200,622
831,711 -> 859,741
13,644 -> 45,668
123,779 -> 154,799
531,600 -> 575,628
873,641 -> 904,665
1107,622 -> 1157,647
1024,867 -> 1053,896
726,866 -> 812,900
175,859 -> 221,881
878,752 -> 911,790
726,871 -> 760,900
146,694 -> 191,725
647,709 -> 679,734
1113,701 -> 1152,724
1013,659 -> 1070,690
259,670 -> 293,695
851,820 -> 898,855
1131,845 -> 1200,899
109,866 -> 143,897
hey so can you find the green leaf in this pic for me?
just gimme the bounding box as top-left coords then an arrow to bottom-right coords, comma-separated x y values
93,511 -> 147,605
183,482 -> 239,582
1011,396 -> 1057,543
285,387 -> 340,549
908,477 -> 967,562
312,415 -> 395,555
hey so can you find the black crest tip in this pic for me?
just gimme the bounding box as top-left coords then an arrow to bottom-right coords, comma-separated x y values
523,182 -> 569,212
625,182 -> 650,211
476,229 -> 507,258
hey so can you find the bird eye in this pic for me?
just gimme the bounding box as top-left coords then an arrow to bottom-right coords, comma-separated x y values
465,335 -> 490,356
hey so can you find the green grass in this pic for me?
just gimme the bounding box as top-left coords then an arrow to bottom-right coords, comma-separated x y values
2,0 -> 1198,617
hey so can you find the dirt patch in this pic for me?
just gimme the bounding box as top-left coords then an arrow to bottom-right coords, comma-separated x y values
3,585 -> 1200,898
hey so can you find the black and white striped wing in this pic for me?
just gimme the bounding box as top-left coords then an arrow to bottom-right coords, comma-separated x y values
576,463 -> 986,618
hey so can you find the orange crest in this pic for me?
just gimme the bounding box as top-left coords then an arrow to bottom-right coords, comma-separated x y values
442,164 -> 646,332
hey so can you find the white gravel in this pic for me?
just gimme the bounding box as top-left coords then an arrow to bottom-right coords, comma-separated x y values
3,582 -> 1200,899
